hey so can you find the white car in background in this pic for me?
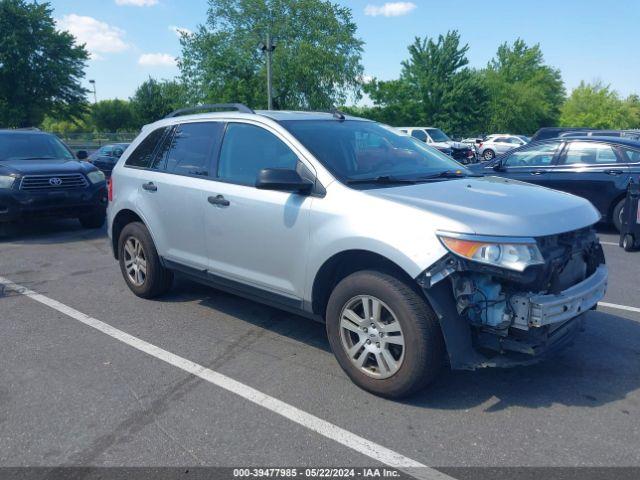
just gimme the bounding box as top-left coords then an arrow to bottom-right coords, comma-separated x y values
477,134 -> 530,161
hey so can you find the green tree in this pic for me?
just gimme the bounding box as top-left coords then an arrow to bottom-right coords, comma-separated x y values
483,39 -> 565,133
179,0 -> 364,110
130,78 -> 186,126
91,99 -> 134,132
0,0 -> 89,127
560,81 -> 638,129
363,31 -> 488,136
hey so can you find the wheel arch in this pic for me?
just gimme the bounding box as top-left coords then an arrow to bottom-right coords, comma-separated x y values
608,192 -> 627,223
111,209 -> 144,259
310,249 -> 419,319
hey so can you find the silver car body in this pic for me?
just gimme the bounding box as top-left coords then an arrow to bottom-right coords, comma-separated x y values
108,111 -> 606,369
477,134 -> 529,159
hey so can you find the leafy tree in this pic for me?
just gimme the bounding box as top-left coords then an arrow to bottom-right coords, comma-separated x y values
91,99 -> 134,132
41,114 -> 92,135
130,78 -> 186,126
483,39 -> 565,133
362,31 -> 488,136
560,81 -> 639,129
0,0 -> 89,127
179,0 -> 364,110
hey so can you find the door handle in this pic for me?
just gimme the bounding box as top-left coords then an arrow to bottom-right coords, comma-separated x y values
142,182 -> 157,192
605,169 -> 624,175
208,194 -> 230,207
530,170 -> 547,175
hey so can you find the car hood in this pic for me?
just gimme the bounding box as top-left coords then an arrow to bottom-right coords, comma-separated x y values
366,176 -> 601,237
0,159 -> 92,175
431,141 -> 469,150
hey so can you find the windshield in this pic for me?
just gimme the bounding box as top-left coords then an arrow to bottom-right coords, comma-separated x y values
425,128 -> 451,143
281,120 -> 469,184
0,133 -> 75,161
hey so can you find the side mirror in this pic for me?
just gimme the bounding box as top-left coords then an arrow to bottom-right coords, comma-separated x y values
76,150 -> 88,160
256,168 -> 313,194
493,161 -> 505,172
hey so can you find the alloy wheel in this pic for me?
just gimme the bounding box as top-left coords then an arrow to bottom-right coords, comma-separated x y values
339,295 -> 405,379
123,236 -> 147,286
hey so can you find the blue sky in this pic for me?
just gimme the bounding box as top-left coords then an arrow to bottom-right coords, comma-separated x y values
49,0 -> 640,103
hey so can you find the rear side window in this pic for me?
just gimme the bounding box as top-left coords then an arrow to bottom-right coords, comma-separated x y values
562,142 -> 618,165
164,122 -> 224,176
217,123 -> 298,186
125,127 -> 168,168
621,147 -> 640,164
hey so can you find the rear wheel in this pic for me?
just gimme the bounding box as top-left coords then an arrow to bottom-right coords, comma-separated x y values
326,270 -> 444,398
612,198 -> 625,232
118,222 -> 173,298
483,149 -> 495,161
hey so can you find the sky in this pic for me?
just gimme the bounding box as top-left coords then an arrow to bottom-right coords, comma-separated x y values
48,0 -> 640,103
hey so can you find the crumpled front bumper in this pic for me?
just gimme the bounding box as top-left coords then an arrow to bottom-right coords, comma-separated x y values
510,265 -> 608,330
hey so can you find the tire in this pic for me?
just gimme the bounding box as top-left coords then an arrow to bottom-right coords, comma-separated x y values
483,149 -> 495,161
325,270 -> 444,398
612,198 -> 625,233
79,211 -> 106,229
118,222 -> 173,298
623,234 -> 636,252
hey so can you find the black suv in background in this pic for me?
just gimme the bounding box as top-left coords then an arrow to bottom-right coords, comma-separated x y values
469,136 -> 640,231
0,130 -> 107,230
88,143 -> 129,177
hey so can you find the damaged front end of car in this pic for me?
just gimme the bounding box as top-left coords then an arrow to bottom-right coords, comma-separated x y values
417,227 -> 607,370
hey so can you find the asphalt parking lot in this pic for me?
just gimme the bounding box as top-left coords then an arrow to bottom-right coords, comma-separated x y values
1,221 -> 639,478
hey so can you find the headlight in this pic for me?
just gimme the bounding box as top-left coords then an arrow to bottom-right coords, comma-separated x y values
0,175 -> 15,189
437,231 -> 545,272
87,170 -> 105,184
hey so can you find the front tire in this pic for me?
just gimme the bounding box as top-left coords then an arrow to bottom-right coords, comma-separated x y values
326,270 -> 444,398
483,149 -> 495,161
118,222 -> 173,298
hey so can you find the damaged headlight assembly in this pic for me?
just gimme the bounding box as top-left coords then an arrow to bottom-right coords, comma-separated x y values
437,232 -> 545,272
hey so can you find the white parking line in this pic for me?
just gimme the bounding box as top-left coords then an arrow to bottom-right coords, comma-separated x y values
599,302 -> 640,314
0,276 -> 453,480
599,241 -> 619,246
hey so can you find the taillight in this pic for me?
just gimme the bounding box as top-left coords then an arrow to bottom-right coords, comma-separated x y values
107,177 -> 113,202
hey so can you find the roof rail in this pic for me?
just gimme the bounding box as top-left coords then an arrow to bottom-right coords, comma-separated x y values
165,103 -> 255,118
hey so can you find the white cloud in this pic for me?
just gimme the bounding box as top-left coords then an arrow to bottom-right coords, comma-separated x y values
364,2 -> 416,17
57,14 -> 129,59
169,25 -> 193,37
115,0 -> 158,6
138,53 -> 177,67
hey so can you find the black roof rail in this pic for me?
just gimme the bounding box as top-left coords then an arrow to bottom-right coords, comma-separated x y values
165,103 -> 255,118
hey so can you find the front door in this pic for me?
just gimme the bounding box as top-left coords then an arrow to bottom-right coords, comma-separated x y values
203,122 -> 313,302
488,141 -> 562,187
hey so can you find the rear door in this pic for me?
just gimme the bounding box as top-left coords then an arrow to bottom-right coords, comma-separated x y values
548,141 -> 631,216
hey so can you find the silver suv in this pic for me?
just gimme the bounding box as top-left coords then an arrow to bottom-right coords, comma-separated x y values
108,104 -> 608,398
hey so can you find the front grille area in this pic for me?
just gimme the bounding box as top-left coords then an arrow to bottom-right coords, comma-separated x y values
20,174 -> 88,191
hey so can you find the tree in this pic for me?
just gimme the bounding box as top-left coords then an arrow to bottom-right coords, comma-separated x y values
560,81 -> 639,129
362,31 -> 488,136
130,78 -> 186,127
483,39 -> 565,133
179,0 -> 364,110
0,0 -> 89,127
91,99 -> 134,132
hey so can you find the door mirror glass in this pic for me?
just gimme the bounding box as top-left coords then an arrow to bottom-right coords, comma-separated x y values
256,168 -> 313,193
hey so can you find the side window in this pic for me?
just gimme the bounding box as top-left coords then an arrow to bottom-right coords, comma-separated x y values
620,147 -> 640,164
411,130 -> 428,142
494,137 -> 507,143
217,123 -> 298,186
504,142 -> 559,167
562,142 -> 618,165
99,146 -> 113,155
125,127 -> 168,168
164,122 -> 224,176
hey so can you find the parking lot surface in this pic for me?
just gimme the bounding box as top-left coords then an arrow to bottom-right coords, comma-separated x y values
1,222 -> 639,475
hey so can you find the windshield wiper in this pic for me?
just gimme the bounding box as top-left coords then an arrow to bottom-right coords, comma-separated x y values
417,170 -> 482,180
346,176 -> 417,185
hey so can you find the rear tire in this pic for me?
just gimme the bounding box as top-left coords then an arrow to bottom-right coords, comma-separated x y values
326,270 -> 444,398
612,199 -> 625,233
483,149 -> 495,161
118,222 -> 173,298
623,234 -> 636,252
79,211 -> 106,229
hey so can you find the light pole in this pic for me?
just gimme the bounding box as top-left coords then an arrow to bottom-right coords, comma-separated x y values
89,79 -> 97,104
259,34 -> 276,110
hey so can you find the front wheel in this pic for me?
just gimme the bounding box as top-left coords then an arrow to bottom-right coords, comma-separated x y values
326,270 -> 444,398
612,198 -> 625,232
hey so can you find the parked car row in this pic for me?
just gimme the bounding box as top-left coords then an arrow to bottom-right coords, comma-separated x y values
398,127 -> 477,164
